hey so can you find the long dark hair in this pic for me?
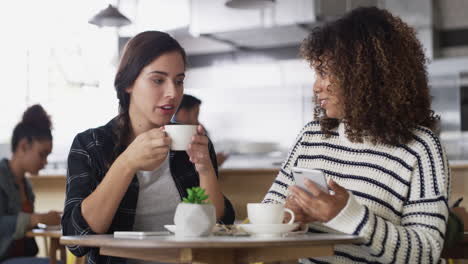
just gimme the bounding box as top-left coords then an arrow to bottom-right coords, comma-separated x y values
113,31 -> 187,157
11,104 -> 52,152
300,7 -> 436,145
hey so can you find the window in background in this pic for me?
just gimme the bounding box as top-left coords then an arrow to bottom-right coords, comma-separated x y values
183,59 -> 314,153
431,74 -> 461,131
0,0 -> 120,166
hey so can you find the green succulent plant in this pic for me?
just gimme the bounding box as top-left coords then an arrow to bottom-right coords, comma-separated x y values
182,187 -> 210,204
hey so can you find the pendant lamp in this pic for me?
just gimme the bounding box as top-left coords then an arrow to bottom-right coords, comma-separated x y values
89,4 -> 131,27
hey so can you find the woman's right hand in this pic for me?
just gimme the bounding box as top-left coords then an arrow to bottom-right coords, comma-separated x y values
284,194 -> 313,224
123,127 -> 171,171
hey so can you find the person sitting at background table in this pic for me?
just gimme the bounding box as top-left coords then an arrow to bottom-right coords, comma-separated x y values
0,105 -> 61,264
174,94 -> 201,126
263,7 -> 450,264
61,31 -> 235,264
174,94 -> 228,166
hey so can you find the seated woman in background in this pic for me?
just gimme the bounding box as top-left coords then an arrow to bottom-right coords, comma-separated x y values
62,31 -> 235,264
0,105 -> 61,264
263,7 -> 450,264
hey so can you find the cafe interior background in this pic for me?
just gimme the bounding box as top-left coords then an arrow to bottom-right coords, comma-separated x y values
1,0 -> 468,257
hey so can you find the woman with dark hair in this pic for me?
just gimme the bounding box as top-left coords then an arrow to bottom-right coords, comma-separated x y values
0,105 -> 61,264
263,7 -> 450,263
62,31 -> 235,264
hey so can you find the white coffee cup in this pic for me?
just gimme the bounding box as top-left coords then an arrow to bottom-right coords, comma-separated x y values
247,203 -> 295,225
164,125 -> 198,151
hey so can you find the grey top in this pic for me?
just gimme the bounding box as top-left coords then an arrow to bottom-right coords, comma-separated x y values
0,158 -> 34,259
127,155 -> 181,264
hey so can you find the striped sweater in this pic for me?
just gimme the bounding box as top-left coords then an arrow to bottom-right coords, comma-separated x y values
263,121 -> 450,264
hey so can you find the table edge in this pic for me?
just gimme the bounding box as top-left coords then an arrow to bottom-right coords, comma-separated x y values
60,234 -> 364,249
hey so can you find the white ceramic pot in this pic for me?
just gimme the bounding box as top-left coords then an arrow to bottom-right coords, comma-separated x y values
173,203 -> 216,237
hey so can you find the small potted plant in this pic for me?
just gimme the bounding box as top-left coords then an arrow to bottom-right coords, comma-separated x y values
173,187 -> 216,237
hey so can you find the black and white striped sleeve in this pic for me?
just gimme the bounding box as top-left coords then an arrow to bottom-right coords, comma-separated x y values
322,132 -> 450,263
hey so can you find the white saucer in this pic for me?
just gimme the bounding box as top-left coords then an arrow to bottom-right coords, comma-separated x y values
237,223 -> 299,237
164,225 -> 219,234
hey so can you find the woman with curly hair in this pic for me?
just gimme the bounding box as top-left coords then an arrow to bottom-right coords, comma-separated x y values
263,7 -> 450,263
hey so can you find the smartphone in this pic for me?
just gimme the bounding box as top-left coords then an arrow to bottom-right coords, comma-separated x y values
292,167 -> 329,194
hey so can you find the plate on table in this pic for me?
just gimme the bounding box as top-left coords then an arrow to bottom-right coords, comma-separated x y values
237,223 -> 299,237
164,225 -> 219,233
164,225 -> 235,235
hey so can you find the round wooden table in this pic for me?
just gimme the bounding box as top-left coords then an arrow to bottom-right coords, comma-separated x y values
61,233 -> 362,264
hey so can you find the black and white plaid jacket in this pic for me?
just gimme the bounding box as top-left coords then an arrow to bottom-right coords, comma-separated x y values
62,118 -> 235,264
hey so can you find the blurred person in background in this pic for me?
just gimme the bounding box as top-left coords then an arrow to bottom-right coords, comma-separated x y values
174,94 -> 228,166
263,7 -> 450,263
62,31 -> 235,264
174,94 -> 201,126
0,104 -> 61,264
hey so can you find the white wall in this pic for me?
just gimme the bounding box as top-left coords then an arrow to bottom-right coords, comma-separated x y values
183,59 -> 316,152
0,0 -> 121,166
3,51 -> 467,165
0,55 -> 315,166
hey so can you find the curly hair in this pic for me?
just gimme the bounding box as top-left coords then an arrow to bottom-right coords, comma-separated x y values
300,7 -> 438,146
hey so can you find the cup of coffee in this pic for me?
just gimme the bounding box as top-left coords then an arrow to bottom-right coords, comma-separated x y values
247,203 -> 295,225
164,124 -> 198,151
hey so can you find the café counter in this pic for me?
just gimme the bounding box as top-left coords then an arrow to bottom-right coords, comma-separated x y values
28,168 -> 279,220
28,160 -> 468,221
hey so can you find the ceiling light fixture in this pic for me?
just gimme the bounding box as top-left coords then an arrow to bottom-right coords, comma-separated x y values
88,4 -> 131,28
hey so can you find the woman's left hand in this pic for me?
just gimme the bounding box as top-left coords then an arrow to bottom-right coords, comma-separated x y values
187,125 -> 214,174
289,179 -> 349,222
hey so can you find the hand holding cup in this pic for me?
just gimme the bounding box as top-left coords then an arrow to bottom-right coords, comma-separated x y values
187,125 -> 215,174
165,124 -> 214,174
124,127 -> 171,171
